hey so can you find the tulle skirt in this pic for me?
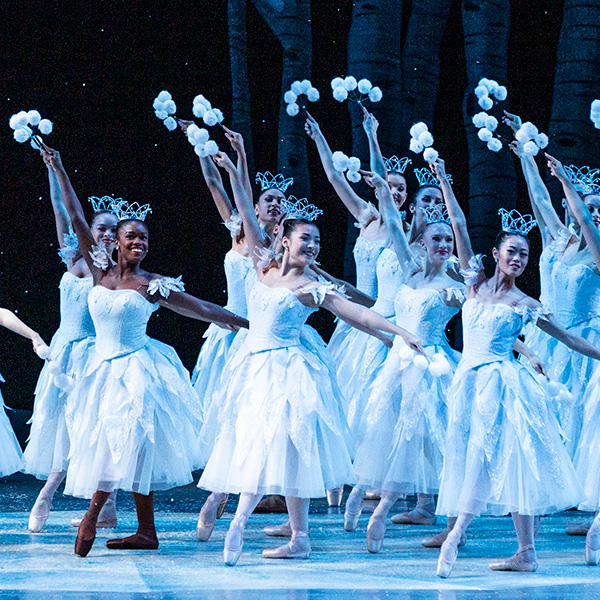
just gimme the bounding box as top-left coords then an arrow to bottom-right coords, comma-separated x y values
64,339 -> 203,498
191,323 -> 236,416
23,335 -> 94,478
198,339 -> 355,498
327,319 -> 353,362
0,391 -> 23,478
437,357 -> 583,517
353,342 -> 459,495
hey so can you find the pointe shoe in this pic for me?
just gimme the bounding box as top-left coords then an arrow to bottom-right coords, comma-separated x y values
344,508 -> 362,532
391,508 -> 436,526
28,495 -> 52,533
366,514 -> 386,554
422,529 -> 467,549
585,527 -> 600,566
263,531 -> 311,559
106,529 -> 159,550
489,547 -> 538,572
223,516 -> 246,566
75,515 -> 97,558
216,495 -> 228,519
436,533 -> 460,578
196,494 -> 225,542
326,487 -> 344,507
567,520 -> 592,536
264,522 -> 293,537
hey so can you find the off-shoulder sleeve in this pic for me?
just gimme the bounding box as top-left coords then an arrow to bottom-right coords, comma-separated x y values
58,229 -> 79,266
223,211 -> 243,238
301,277 -> 349,306
513,303 -> 552,327
459,254 -> 485,286
354,202 -> 379,229
443,286 -> 467,303
148,276 -> 185,299
254,246 -> 282,269
88,245 -> 111,270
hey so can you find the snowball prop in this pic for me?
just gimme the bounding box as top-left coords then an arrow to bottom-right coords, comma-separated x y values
36,344 -> 51,360
469,78 -> 511,153
332,151 -> 361,183
185,122 -> 219,157
331,76 -> 382,106
153,90 -> 178,130
515,121 -> 549,156
591,100 -> 600,129
283,79 -> 320,117
474,78 -> 507,109
408,122 -> 440,163
398,345 -> 452,378
192,94 -> 225,127
9,109 -> 54,149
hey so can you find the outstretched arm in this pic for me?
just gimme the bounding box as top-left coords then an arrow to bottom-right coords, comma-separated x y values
304,112 -> 375,224
547,153 -> 600,271
538,313 -> 600,360
42,146 -> 102,282
0,308 -> 48,355
309,265 -> 375,307
362,108 -> 386,180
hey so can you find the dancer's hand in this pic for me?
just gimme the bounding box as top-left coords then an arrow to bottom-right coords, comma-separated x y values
430,158 -> 448,183
509,141 -> 526,158
178,119 -> 194,135
359,169 -> 386,189
361,107 -> 378,137
222,126 -> 245,154
502,110 -> 522,133
212,151 -> 236,173
41,145 -> 65,174
400,331 -> 425,355
304,111 -> 322,140
32,334 -> 50,359
545,153 -> 568,182
527,354 -> 547,377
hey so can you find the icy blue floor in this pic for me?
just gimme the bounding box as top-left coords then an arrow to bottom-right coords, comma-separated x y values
0,476 -> 599,599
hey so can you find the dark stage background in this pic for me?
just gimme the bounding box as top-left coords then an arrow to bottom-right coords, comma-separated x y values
1,0 -> 567,409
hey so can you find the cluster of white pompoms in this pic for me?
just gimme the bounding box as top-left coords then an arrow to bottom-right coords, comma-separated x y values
472,112 -> 503,152
44,359 -> 75,393
153,91 -> 178,131
185,123 -> 219,157
535,373 -> 574,405
408,122 -> 439,163
397,346 -> 451,377
330,76 -> 382,104
284,80 -> 320,117
474,78 -> 507,110
591,100 -> 600,129
192,95 -> 224,127
9,110 -> 53,148
515,121 -> 549,156
35,344 -> 51,360
332,151 -> 361,183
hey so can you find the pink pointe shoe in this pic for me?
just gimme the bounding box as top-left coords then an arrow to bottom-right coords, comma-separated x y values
263,530 -> 311,559
585,525 -> 600,566
436,532 -> 461,578
391,507 -> 436,526
366,514 -> 386,554
196,493 -> 227,542
223,515 -> 247,566
489,546 -> 538,572
264,521 -> 293,537
28,494 -> 52,533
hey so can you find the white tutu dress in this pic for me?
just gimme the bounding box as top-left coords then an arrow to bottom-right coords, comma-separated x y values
352,285 -> 463,495
328,235 -> 385,360
191,249 -> 255,414
335,247 -> 405,431
64,281 -> 203,499
24,272 -> 96,478
0,376 -> 24,477
198,280 -> 355,498
436,297 -> 583,517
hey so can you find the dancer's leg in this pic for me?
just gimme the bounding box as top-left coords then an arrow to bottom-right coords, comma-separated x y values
437,512 -> 475,578
29,470 -> 66,532
422,515 -> 467,548
263,496 -> 311,559
366,491 -> 401,553
344,486 -> 365,531
75,490 -> 111,557
391,493 -> 436,525
71,489 -> 118,528
489,512 -> 537,571
586,511 -> 600,565
106,492 -> 158,550
224,492 -> 263,566
196,492 -> 228,542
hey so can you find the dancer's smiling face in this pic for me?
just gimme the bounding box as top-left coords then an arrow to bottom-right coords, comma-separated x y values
282,221 -> 320,266
115,220 -> 149,262
256,189 -> 284,224
422,222 -> 454,264
493,233 -> 529,278
91,212 -> 118,252
387,173 -> 408,209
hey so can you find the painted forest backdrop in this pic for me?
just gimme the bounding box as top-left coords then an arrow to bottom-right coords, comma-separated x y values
1,0 -> 599,408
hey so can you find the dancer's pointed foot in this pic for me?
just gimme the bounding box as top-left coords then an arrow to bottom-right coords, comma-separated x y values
326,487 -> 344,507
567,520 -> 592,536
196,493 -> 226,542
422,528 -> 467,548
28,494 -> 52,533
223,515 -> 246,566
75,514 -> 97,557
263,531 -> 311,559
216,494 -> 229,519
264,521 -> 292,537
585,524 -> 600,565
436,531 -> 461,578
106,525 -> 158,550
489,547 -> 538,571
344,508 -> 362,532
366,514 -> 386,554
391,507 -> 436,525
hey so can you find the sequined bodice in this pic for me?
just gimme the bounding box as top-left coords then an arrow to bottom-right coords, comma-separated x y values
394,285 -> 461,346
224,250 -> 255,318
551,262 -> 600,328
57,272 -> 95,342
462,299 -> 534,366
371,248 -> 405,317
245,281 -> 316,352
88,286 -> 158,359
353,236 -> 386,297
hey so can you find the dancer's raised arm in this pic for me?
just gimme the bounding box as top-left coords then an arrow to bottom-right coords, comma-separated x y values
304,112 -> 376,226
362,108 -> 386,180
222,126 -> 253,202
41,151 -> 72,251
547,153 -> 600,271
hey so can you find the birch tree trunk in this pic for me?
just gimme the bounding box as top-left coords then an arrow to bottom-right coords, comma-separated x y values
462,0 -> 517,254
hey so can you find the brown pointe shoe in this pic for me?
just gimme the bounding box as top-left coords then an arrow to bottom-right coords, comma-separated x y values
75,516 -> 97,558
106,527 -> 158,550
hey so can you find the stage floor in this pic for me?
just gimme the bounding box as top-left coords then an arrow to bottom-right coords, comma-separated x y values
0,475 -> 598,599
